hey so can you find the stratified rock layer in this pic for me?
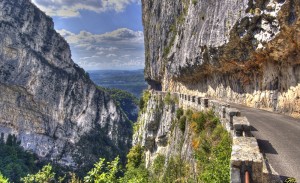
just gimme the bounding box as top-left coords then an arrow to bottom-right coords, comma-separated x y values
0,0 -> 132,169
142,0 -> 300,117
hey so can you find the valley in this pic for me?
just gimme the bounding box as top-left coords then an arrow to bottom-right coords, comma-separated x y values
88,70 -> 147,98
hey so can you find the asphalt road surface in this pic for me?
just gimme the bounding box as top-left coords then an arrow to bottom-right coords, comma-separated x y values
230,103 -> 300,181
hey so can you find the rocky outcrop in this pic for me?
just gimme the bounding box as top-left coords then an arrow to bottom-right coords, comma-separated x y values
0,0 -> 132,170
142,0 -> 300,118
133,91 -> 196,173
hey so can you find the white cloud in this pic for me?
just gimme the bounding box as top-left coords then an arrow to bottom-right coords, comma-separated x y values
79,55 -> 99,60
97,47 -> 118,51
74,43 -> 91,48
57,29 -> 75,37
57,28 -> 145,70
83,46 -> 119,52
32,0 -> 139,18
122,55 -> 131,57
106,54 -> 117,57
63,28 -> 144,45
96,51 -> 104,55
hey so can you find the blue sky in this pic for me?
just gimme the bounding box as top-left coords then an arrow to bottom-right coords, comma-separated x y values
32,0 -> 144,70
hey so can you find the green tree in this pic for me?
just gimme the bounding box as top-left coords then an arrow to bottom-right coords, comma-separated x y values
21,164 -> 55,183
176,108 -> 184,120
84,157 -> 120,183
5,134 -> 13,146
152,154 -> 165,181
69,173 -> 83,183
0,133 -> 4,145
179,116 -> 186,132
0,134 -> 40,182
119,167 -> 149,183
126,145 -> 144,169
139,90 -> 151,112
120,145 -> 149,183
0,172 -> 9,183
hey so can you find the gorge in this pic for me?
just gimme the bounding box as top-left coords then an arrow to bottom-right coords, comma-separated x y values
0,0 -> 299,182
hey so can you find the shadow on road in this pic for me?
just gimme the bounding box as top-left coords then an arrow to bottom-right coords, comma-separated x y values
257,139 -> 278,154
251,125 -> 258,131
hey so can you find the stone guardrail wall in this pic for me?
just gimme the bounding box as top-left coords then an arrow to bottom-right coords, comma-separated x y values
151,90 -> 264,183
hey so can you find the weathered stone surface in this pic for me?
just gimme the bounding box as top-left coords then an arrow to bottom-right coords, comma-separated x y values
231,137 -> 263,183
230,167 -> 241,183
0,0 -> 132,169
133,92 -> 196,173
233,116 -> 251,136
142,0 -> 300,118
226,108 -> 241,131
226,108 -> 241,117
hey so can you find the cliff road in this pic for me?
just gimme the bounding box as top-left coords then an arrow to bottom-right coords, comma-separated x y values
155,90 -> 299,181
230,103 -> 300,181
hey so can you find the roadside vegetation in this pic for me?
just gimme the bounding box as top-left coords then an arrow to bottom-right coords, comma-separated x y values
0,93 -> 231,183
189,110 -> 232,182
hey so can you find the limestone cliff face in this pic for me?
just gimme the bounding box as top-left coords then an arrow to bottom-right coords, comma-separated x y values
0,0 -> 132,169
143,0 -> 300,117
133,92 -> 196,174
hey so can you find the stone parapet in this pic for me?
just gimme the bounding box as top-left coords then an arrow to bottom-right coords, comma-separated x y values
231,137 -> 263,183
171,91 -> 268,183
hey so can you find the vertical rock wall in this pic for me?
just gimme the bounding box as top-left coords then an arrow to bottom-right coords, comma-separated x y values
0,0 -> 132,169
133,92 -> 197,176
142,0 -> 300,118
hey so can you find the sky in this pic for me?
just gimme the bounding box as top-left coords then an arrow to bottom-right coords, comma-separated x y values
31,0 -> 145,70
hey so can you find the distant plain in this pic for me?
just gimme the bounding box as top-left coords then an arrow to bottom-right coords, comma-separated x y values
88,69 -> 148,98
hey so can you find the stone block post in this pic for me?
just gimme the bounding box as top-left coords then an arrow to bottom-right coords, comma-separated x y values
231,137 -> 263,183
192,96 -> 195,103
197,97 -> 201,105
226,108 -> 241,130
201,98 -> 209,108
233,116 -> 251,137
